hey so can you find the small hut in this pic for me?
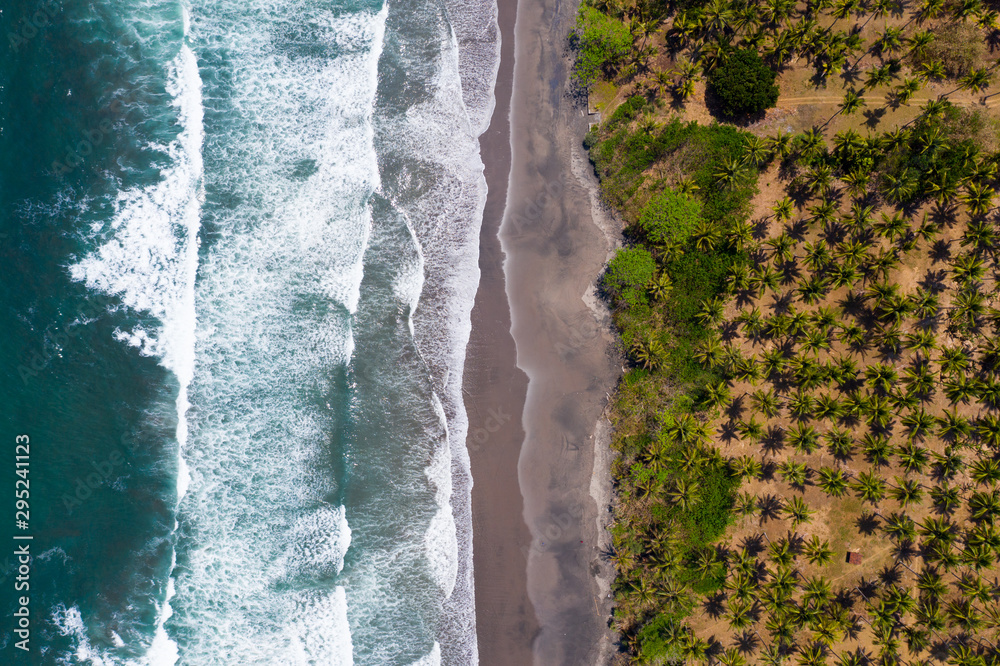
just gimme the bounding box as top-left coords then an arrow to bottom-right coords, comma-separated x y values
846,551 -> 862,565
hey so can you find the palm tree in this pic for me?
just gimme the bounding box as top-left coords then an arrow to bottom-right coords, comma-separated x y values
648,272 -> 673,301
840,89 -> 865,116
898,442 -> 929,474
876,25 -> 904,56
937,408 -> 971,441
731,454 -> 764,480
946,67 -> 991,97
743,135 -> 772,167
797,643 -> 828,666
751,388 -> 782,418
826,428 -> 855,460
931,482 -> 961,513
779,460 -> 809,487
864,62 -> 894,90
917,0 -> 946,22
817,467 -> 850,498
767,130 -> 795,159
901,407 -> 936,440
881,169 -> 917,204
894,76 -> 922,105
969,457 -> 1000,485
865,363 -> 898,393
883,511 -> 917,541
918,60 -> 947,83
715,157 -> 745,188
907,29 -> 935,57
853,470 -> 887,504
666,478 -> 701,510
861,432 -> 896,467
891,476 -> 924,507
946,598 -> 983,632
719,647 -> 747,666
960,181 -> 995,217
788,423 -> 821,454
803,535 -> 834,565
631,334 -> 664,369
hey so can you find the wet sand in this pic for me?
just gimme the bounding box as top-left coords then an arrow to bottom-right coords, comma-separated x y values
463,0 -> 537,662
464,0 -> 620,661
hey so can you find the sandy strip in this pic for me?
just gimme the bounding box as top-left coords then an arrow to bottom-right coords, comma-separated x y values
465,0 -> 621,661
463,0 -> 538,663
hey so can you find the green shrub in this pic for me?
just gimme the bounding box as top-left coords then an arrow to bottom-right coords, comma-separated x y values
707,49 -> 779,119
683,461 -> 738,546
636,189 -> 702,247
571,7 -> 633,88
603,246 -> 656,307
636,613 -> 687,663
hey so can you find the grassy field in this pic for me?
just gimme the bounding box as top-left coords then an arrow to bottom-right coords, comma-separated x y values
577,0 -> 1000,663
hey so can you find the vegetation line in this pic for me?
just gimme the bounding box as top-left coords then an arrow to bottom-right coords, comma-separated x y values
573,0 -> 1000,663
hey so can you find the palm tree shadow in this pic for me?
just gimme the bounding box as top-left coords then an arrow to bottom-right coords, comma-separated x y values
863,106 -> 886,129
703,592 -> 727,619
856,511 -> 881,535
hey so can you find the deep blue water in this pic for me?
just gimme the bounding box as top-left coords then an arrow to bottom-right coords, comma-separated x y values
0,0 -> 499,663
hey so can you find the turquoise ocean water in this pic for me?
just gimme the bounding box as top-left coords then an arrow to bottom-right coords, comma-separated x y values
0,0 -> 499,663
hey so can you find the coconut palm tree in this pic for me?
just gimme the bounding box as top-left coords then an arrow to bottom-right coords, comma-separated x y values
969,457 -> 1000,485
853,469 -> 887,503
960,181 -> 995,217
803,535 -> 834,565
715,157 -> 745,189
861,432 -> 896,467
898,442 -> 930,474
631,334 -> 664,369
788,423 -> 821,454
840,89 -> 865,116
666,478 -> 701,510
891,476 -> 924,507
881,169 -> 917,204
648,272 -> 673,301
826,428 -> 855,460
779,461 -> 810,490
767,130 -> 795,160
918,60 -> 947,82
902,407 -> 936,440
907,29 -> 935,57
937,408 -> 972,441
883,511 -> 917,541
894,76 -> 922,105
731,454 -> 764,481
743,135 -> 772,168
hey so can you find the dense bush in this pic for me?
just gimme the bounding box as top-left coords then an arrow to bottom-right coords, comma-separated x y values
603,246 -> 656,307
912,22 -> 986,77
707,49 -> 780,118
635,613 -> 686,663
636,189 -> 702,248
570,7 -> 633,88
878,104 -> 985,204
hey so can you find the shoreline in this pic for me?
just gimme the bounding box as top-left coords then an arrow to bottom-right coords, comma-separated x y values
464,0 -> 621,661
463,0 -> 538,662
504,0 -> 620,655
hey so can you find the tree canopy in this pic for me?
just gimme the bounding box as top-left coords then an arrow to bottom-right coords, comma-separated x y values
571,7 -> 633,88
707,49 -> 780,119
637,189 -> 703,248
604,246 -> 656,307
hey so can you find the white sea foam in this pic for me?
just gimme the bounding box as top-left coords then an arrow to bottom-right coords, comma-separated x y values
68,37 -> 203,666
161,3 -> 388,663
424,394 -> 458,598
411,641 -> 442,666
373,3 -> 500,658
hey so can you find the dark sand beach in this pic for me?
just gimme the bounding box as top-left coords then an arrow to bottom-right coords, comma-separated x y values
465,0 -> 621,662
